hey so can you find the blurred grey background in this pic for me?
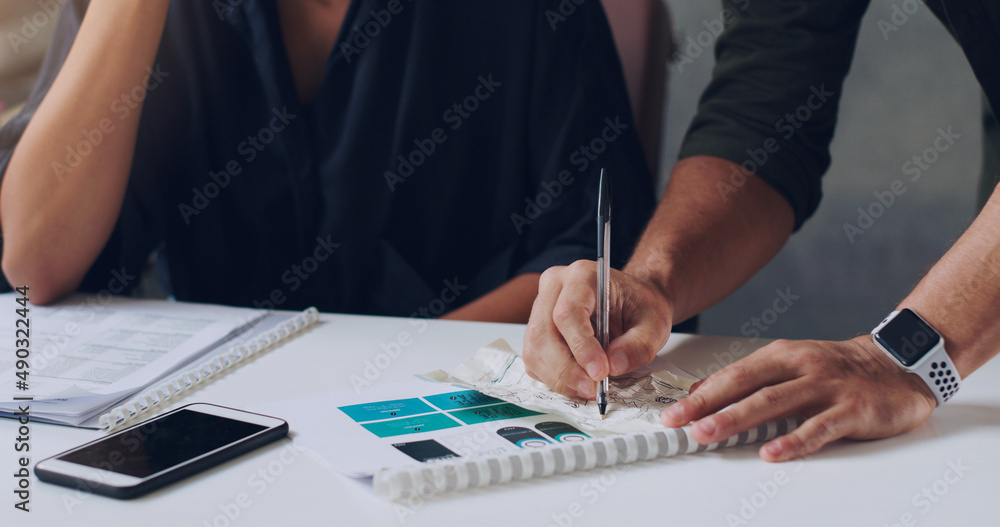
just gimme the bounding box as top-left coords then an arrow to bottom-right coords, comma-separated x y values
0,3 -> 56,121
661,0 -> 984,341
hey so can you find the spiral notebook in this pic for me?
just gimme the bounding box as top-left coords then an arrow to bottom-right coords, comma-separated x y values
253,379 -> 799,499
0,293 -> 318,430
374,417 -> 799,501
97,306 -> 318,430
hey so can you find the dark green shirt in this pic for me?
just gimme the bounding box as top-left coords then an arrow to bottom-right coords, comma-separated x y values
679,0 -> 1000,229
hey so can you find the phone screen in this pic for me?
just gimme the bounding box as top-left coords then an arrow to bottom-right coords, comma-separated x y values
58,409 -> 267,478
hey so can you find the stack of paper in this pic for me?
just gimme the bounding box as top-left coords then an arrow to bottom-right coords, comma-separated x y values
0,294 -> 267,427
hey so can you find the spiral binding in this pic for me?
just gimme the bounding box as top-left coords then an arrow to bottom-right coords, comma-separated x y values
98,307 -> 319,431
373,417 -> 799,501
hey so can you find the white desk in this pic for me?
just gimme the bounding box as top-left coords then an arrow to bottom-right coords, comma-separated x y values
4,312 -> 1000,526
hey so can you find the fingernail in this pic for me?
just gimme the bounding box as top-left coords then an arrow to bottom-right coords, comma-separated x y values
610,352 -> 629,375
765,441 -> 783,458
689,380 -> 703,393
695,418 -> 716,437
577,379 -> 594,397
665,405 -> 685,423
585,361 -> 601,380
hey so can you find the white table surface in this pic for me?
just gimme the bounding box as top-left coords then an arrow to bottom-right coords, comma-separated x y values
3,312 -> 999,526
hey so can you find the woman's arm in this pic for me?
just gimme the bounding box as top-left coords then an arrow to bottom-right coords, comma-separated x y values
441,273 -> 540,323
0,0 -> 170,304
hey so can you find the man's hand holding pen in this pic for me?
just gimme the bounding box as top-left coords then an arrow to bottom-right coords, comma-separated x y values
522,264 -> 675,401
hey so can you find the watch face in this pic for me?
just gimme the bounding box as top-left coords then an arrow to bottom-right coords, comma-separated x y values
874,309 -> 941,367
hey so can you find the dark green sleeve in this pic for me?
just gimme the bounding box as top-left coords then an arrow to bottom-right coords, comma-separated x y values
981,94 -> 1000,210
678,0 -> 872,229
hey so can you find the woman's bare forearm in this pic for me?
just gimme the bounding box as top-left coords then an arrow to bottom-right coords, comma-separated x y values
0,0 -> 170,303
441,273 -> 540,323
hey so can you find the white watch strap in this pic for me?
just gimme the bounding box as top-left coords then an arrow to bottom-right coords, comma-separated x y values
871,310 -> 960,407
913,350 -> 960,406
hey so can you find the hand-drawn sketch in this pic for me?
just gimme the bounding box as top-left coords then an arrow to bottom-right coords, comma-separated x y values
424,339 -> 696,434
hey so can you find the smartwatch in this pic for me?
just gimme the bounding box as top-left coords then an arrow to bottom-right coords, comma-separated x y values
870,308 -> 960,407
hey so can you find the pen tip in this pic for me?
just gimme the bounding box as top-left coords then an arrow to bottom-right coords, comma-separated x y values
601,414 -> 606,420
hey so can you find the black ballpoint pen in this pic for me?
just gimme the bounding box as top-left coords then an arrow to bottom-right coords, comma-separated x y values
596,168 -> 611,419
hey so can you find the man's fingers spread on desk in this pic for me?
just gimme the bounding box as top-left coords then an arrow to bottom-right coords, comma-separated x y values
759,407 -> 852,462
661,353 -> 795,427
685,378 -> 819,445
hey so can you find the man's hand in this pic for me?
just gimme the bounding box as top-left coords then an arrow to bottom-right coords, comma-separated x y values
523,261 -> 674,399
661,336 -> 937,461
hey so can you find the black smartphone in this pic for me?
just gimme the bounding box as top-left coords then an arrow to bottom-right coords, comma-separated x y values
35,403 -> 288,499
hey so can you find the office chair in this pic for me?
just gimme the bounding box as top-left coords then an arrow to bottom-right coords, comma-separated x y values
601,0 -> 674,176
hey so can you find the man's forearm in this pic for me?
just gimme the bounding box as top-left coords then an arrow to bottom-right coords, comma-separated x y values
900,186 -> 1000,378
624,156 -> 795,323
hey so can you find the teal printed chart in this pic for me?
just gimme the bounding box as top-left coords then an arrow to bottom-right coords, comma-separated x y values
361,413 -> 461,438
339,398 -> 434,422
424,390 -> 502,410
449,404 -> 542,425
342,388 -> 543,439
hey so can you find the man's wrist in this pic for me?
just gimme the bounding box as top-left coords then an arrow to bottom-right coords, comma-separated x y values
851,334 -> 938,408
896,297 -> 977,378
623,256 -> 691,321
